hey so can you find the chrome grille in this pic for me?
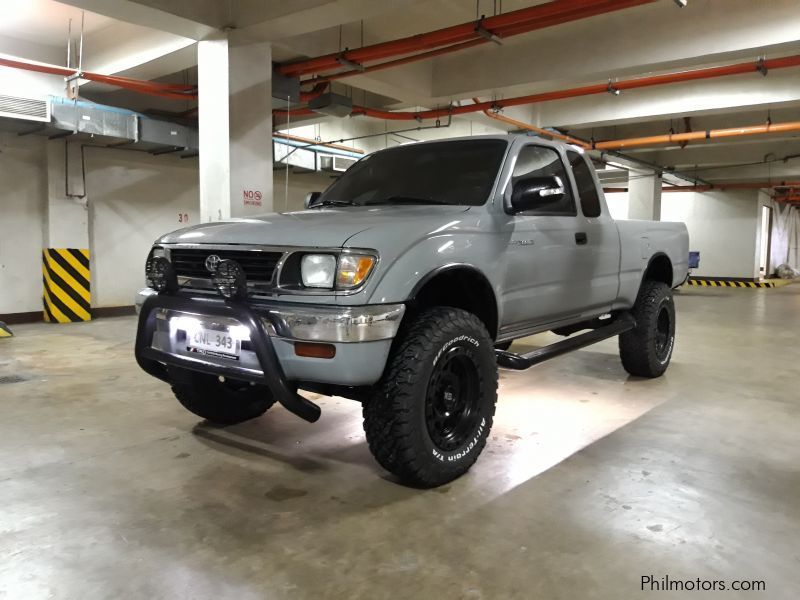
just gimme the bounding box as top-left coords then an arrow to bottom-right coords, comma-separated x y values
170,249 -> 282,283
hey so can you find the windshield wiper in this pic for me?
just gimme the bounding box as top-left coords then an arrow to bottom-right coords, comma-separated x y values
366,196 -> 451,206
312,199 -> 358,208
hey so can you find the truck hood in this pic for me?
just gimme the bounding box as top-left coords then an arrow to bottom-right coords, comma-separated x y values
157,205 -> 471,248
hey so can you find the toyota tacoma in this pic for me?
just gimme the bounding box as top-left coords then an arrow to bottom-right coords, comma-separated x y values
135,134 -> 689,487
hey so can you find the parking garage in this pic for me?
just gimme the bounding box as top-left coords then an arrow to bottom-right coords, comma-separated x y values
1,1 -> 799,598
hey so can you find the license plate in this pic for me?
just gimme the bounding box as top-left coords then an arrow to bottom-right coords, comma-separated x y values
186,327 -> 241,360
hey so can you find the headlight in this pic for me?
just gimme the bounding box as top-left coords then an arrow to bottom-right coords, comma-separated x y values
301,254 -> 337,288
299,253 -> 376,290
336,254 -> 376,289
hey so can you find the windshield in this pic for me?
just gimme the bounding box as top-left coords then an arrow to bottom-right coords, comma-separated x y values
314,139 -> 508,207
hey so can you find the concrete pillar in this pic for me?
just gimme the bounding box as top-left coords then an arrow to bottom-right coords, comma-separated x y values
627,169 -> 662,221
198,33 -> 273,222
42,140 -> 92,323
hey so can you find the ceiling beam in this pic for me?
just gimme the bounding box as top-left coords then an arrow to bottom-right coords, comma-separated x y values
56,0 -> 217,40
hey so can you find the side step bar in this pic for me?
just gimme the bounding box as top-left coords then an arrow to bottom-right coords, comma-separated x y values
495,313 -> 636,370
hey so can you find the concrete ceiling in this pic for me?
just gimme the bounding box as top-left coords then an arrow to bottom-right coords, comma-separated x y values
6,0 -> 800,185
0,0 -> 112,47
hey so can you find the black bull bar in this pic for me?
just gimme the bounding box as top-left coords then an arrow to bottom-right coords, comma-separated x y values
134,293 -> 321,423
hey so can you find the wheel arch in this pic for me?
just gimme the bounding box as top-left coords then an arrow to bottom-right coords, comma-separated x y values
409,264 -> 499,339
641,252 -> 674,290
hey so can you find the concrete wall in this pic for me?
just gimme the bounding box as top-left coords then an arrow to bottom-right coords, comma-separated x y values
0,134 -> 47,314
0,113 -> 770,319
606,189 -> 761,279
87,150 -> 199,308
0,133 -> 199,316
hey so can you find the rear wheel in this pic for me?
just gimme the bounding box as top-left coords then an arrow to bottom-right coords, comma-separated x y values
170,368 -> 276,425
363,307 -> 498,488
619,280 -> 676,377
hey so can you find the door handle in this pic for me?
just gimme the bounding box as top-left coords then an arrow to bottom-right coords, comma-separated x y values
575,232 -> 588,245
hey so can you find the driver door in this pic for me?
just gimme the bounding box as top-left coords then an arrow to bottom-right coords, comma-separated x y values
500,144 -> 592,332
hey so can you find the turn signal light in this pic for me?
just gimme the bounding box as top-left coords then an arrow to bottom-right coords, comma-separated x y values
294,342 -> 336,359
336,254 -> 375,289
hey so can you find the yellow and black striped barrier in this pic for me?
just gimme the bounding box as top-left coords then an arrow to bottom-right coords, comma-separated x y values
42,248 -> 91,323
0,322 -> 12,338
685,279 -> 775,289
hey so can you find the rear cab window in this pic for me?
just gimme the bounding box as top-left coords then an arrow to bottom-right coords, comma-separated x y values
567,151 -> 602,218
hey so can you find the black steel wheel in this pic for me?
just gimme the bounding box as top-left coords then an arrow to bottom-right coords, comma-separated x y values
363,307 -> 498,488
654,305 -> 673,362
425,346 -> 482,451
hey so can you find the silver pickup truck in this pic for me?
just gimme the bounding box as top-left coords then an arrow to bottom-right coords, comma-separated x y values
135,134 -> 688,487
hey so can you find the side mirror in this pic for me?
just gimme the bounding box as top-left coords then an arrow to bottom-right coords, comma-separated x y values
304,191 -> 321,208
510,175 -> 565,213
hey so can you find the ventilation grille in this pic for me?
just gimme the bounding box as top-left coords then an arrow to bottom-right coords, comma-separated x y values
0,95 -> 50,122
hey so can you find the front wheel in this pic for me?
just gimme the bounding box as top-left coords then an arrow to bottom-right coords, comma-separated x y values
363,307 -> 498,488
619,280 -> 676,377
170,368 -> 276,425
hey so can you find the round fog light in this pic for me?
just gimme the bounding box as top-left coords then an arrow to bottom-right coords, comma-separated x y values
145,256 -> 177,292
212,259 -> 247,300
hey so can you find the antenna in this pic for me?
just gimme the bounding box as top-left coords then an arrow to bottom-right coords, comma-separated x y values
284,95 -> 290,211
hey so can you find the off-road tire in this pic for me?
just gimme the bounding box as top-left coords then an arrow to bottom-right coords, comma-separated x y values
363,307 -> 498,488
619,280 -> 676,378
170,368 -> 276,425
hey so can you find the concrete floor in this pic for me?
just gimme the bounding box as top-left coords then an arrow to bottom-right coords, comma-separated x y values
1,285 -> 798,599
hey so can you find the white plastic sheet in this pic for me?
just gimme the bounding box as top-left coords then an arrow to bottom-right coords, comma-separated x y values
770,201 -> 800,273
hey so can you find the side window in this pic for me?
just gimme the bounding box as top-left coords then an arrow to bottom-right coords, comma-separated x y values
568,151 -> 602,218
511,145 -> 576,216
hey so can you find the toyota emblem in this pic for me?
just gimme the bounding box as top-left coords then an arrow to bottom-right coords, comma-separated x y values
205,254 -> 222,272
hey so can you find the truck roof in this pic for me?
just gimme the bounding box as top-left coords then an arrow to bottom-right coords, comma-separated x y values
380,132 -> 584,153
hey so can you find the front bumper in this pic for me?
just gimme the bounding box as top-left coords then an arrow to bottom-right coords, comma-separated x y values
135,288 -> 404,343
134,291 -> 405,420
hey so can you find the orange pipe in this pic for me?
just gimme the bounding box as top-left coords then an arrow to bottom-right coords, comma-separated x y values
475,98 -> 591,148
311,39 -> 487,84
279,54 -> 800,121
595,120 -> 800,150
0,56 -> 197,101
273,106 -> 316,118
278,0 -> 653,78
301,0 -> 652,83
595,131 -> 708,150
710,121 -> 800,139
298,81 -> 330,103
